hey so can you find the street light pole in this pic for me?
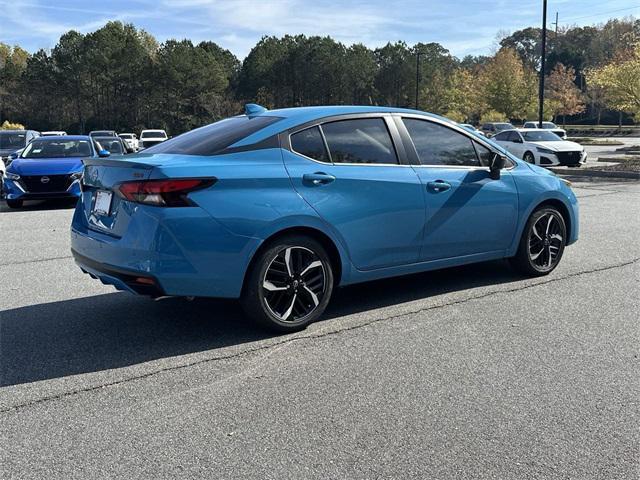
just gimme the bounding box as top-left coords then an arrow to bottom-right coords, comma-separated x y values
538,0 -> 548,128
415,51 -> 421,109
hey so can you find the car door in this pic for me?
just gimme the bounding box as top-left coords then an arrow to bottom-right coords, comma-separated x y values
282,115 -> 425,270
397,116 -> 518,261
507,131 -> 526,158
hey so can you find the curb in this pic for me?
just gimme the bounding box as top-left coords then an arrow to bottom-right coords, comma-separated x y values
548,167 -> 640,180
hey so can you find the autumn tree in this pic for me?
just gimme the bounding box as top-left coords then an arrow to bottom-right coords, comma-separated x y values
479,48 -> 537,120
588,45 -> 640,119
545,63 -> 585,125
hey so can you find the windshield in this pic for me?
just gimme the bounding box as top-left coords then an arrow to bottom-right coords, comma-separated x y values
143,116 -> 282,156
523,131 -> 563,142
495,123 -> 515,131
21,139 -> 93,158
141,131 -> 167,139
0,132 -> 27,150
95,138 -> 124,154
119,134 -> 133,139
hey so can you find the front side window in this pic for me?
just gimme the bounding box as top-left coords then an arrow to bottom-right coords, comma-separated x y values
507,131 -> 522,142
291,126 -> 329,162
403,119 -> 479,167
321,118 -> 397,164
494,132 -> 510,142
473,142 -> 495,167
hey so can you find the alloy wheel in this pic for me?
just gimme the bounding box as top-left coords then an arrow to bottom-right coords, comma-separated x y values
262,246 -> 326,322
528,212 -> 564,271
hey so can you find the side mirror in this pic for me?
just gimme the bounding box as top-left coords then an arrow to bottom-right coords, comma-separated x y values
98,149 -> 111,158
489,153 -> 506,180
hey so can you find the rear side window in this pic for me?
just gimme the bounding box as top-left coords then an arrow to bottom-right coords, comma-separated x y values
143,116 -> 282,156
321,118 -> 397,164
291,126 -> 329,162
402,119 -> 479,167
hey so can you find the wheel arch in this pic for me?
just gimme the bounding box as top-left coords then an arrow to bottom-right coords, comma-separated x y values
533,198 -> 572,239
242,226 -> 347,293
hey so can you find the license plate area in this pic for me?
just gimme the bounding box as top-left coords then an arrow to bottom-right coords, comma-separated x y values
93,190 -> 113,215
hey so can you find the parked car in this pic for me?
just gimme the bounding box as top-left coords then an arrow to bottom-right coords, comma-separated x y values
139,129 -> 168,150
41,131 -> 68,136
118,133 -> 139,152
0,130 -> 40,165
480,122 -> 515,138
89,130 -> 117,138
71,105 -> 578,331
458,123 -> 482,135
94,136 -> 130,155
492,129 -> 586,167
522,121 -> 567,139
3,135 -> 108,209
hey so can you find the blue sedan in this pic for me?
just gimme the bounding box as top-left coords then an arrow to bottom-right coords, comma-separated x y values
71,105 -> 579,331
3,135 -> 107,208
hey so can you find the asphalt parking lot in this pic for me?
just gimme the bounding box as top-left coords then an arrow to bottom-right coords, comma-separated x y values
1,178 -> 639,479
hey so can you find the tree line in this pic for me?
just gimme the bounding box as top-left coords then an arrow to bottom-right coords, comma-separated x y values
0,18 -> 638,135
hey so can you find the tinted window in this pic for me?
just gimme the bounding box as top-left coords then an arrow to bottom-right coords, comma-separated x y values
494,132 -> 510,141
507,131 -> 522,142
403,119 -> 479,167
291,126 -> 329,162
0,132 -> 27,149
143,116 -> 282,156
321,118 -> 397,164
473,142 -> 494,167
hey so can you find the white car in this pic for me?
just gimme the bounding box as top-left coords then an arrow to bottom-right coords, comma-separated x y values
118,133 -> 139,152
522,121 -> 567,139
41,131 -> 67,136
492,129 -> 586,167
139,129 -> 168,150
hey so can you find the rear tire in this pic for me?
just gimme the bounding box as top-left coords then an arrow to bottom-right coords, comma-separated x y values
6,199 -> 23,209
241,235 -> 334,332
510,207 -> 567,276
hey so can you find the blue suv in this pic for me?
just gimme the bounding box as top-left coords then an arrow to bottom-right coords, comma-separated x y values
71,105 -> 578,331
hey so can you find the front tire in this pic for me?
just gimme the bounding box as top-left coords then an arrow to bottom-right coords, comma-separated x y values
523,151 -> 536,164
510,207 -> 567,276
6,199 -> 23,209
241,235 -> 334,332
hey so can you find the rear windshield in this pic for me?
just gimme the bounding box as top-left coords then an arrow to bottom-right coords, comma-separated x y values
141,131 -> 167,139
21,139 -> 93,158
96,138 -> 124,154
143,116 -> 282,156
119,134 -> 133,139
0,132 -> 27,149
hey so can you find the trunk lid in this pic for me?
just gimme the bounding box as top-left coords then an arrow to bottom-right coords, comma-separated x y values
81,156 -> 158,237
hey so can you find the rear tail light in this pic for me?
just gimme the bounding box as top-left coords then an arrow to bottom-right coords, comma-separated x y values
116,178 -> 216,206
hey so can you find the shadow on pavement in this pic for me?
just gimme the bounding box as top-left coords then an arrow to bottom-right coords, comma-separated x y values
1,260 -> 522,387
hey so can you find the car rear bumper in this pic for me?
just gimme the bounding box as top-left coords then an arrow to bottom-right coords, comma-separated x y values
70,202 -> 260,299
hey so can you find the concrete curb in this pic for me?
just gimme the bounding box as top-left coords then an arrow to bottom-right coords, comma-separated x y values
548,167 -> 640,180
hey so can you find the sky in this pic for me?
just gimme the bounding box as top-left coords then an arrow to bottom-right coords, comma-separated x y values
0,0 -> 638,59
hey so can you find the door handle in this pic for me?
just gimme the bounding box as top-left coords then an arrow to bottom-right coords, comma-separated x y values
427,180 -> 451,193
303,172 -> 336,185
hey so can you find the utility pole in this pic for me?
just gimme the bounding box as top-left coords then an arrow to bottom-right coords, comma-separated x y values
538,0 -> 548,128
415,51 -> 422,110
552,12 -> 558,36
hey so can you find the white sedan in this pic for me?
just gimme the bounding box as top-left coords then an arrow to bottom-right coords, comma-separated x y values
492,129 -> 586,167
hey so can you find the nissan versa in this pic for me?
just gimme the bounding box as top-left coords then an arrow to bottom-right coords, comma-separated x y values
71,105 -> 579,331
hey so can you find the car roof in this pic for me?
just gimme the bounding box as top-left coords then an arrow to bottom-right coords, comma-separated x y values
33,135 -> 92,140
232,105 -> 452,147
